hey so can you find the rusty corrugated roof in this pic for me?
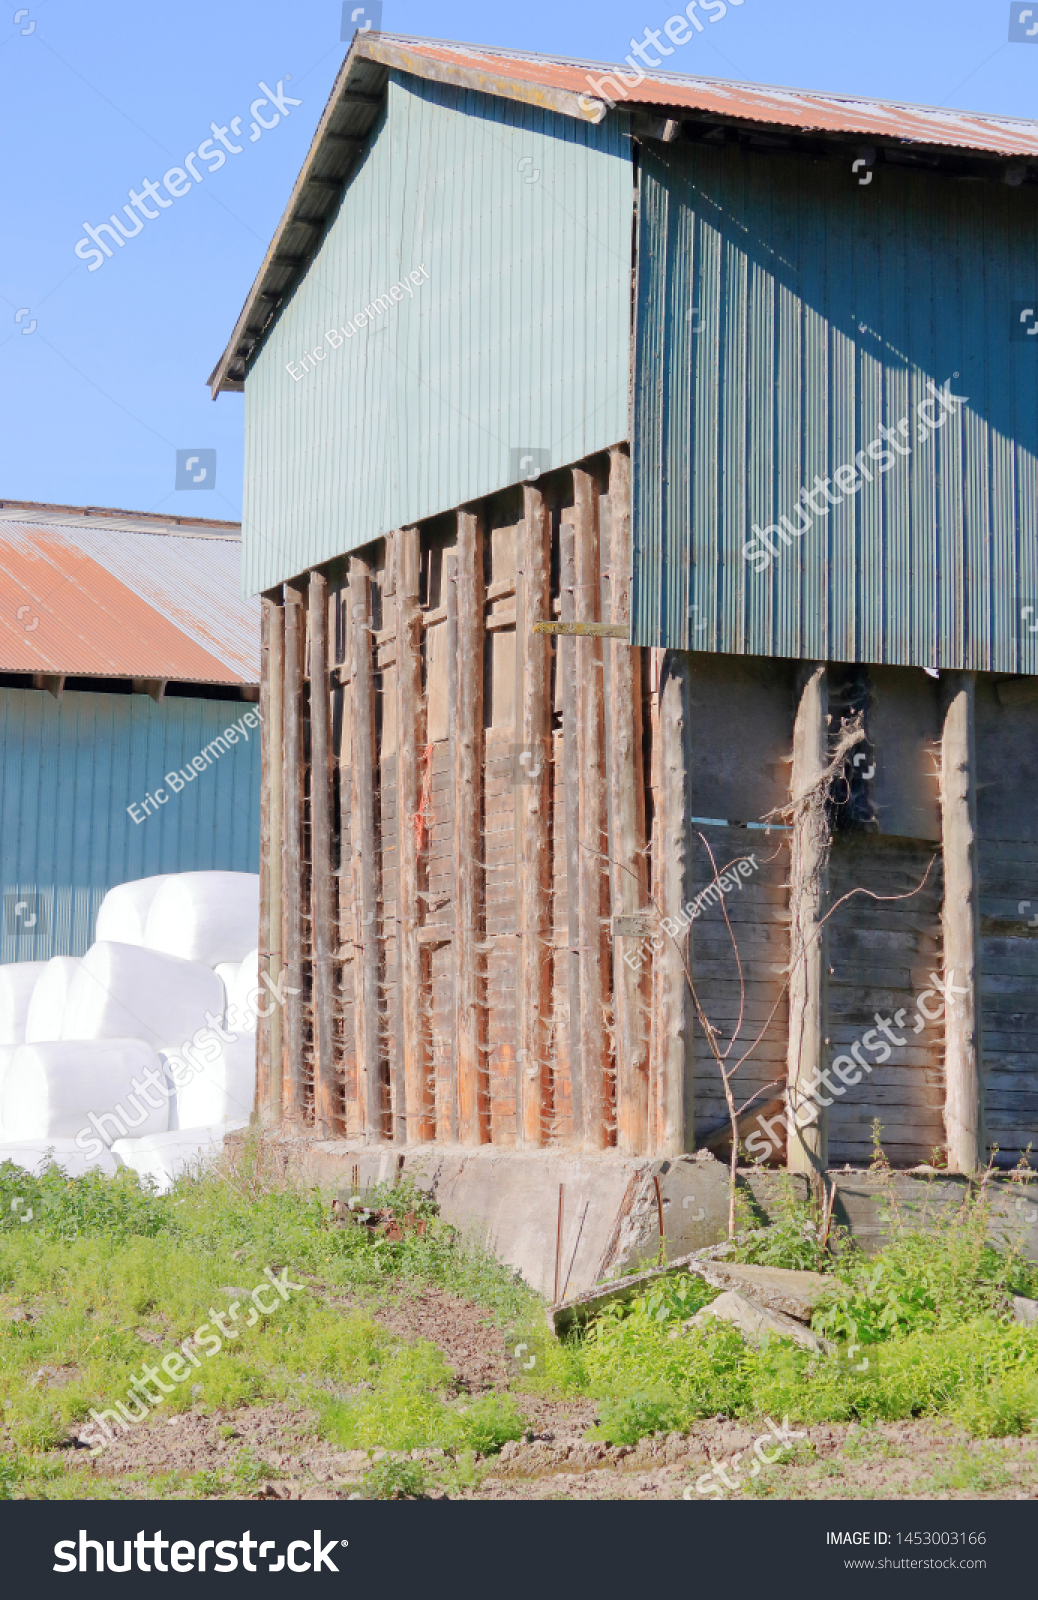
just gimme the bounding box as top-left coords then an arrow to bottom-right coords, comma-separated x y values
0,513 -> 258,683
209,32 -> 1038,396
368,35 -> 1038,157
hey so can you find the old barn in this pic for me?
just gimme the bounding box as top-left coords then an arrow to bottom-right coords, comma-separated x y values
210,33 -> 1038,1180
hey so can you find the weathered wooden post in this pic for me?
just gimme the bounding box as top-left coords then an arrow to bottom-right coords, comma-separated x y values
940,670 -> 984,1173
786,662 -> 829,1179
607,446 -> 650,1155
454,508 -> 488,1144
350,552 -> 383,1141
573,466 -> 611,1149
517,484 -> 553,1146
655,649 -> 695,1154
396,526 -> 431,1143
282,581 -> 307,1124
309,569 -> 338,1138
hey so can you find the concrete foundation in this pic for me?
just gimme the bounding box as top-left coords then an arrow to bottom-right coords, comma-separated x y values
231,1133 -> 1038,1294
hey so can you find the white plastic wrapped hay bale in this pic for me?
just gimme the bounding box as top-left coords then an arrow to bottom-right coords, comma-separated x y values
0,1039 -> 168,1146
112,1123 -> 247,1195
25,957 -> 82,1044
94,874 -> 171,946
0,1138 -> 121,1178
227,949 -> 260,1034
215,961 -> 239,997
144,872 -> 260,967
169,1030 -> 256,1131
0,962 -> 49,1045
61,942 -> 224,1054
0,1045 -> 17,1139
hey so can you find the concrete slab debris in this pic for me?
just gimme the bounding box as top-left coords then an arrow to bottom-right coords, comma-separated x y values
686,1290 -> 834,1353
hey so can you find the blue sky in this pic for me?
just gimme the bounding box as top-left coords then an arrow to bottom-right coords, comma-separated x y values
0,0 -> 1035,525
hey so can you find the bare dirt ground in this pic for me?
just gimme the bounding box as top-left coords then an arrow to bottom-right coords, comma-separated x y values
51,1287 -> 1038,1501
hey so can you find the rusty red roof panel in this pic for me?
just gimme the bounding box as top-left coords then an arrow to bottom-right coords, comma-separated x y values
0,524 -> 246,682
375,37 -> 1038,158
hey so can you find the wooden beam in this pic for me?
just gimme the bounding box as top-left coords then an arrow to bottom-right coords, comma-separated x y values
607,448 -> 650,1155
656,650 -> 695,1155
573,466 -> 611,1150
309,570 -> 338,1138
517,484 -> 553,1146
350,553 -> 384,1141
446,546 -> 460,1142
786,662 -> 829,1179
454,507 -> 487,1145
267,599 -> 284,1125
282,582 -> 308,1124
560,515 -> 582,1138
940,671 -> 985,1173
396,526 -> 431,1143
257,600 -> 272,1121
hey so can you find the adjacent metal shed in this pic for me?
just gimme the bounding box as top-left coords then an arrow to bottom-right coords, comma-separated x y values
0,502 -> 261,961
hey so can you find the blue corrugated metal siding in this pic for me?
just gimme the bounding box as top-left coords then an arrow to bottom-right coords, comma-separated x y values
632,140 -> 1038,671
0,688 -> 260,962
242,73 -> 632,596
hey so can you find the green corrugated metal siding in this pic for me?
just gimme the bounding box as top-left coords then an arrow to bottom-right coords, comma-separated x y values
0,688 -> 259,961
632,140 -> 1038,670
242,73 -> 632,595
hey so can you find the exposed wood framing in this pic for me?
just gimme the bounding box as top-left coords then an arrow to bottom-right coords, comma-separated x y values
350,552 -> 384,1140
517,483 -> 553,1145
396,526 -> 432,1142
454,508 -> 488,1144
573,465 -> 611,1149
606,447 -> 649,1154
309,570 -> 338,1137
282,582 -> 308,1123
786,663 -> 829,1178
940,671 -> 984,1173
655,650 -> 695,1154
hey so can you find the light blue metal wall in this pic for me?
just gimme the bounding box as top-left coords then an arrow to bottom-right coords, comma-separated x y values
242,72 -> 632,595
632,140 -> 1038,671
0,688 -> 260,962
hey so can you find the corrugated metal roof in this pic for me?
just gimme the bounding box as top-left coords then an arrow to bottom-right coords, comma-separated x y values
367,37 -> 1038,158
0,516 -> 258,682
210,32 -> 1038,398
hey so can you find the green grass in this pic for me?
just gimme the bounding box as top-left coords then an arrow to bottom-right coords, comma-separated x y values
0,1147 -> 537,1472
2,1142 -> 1037,1497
